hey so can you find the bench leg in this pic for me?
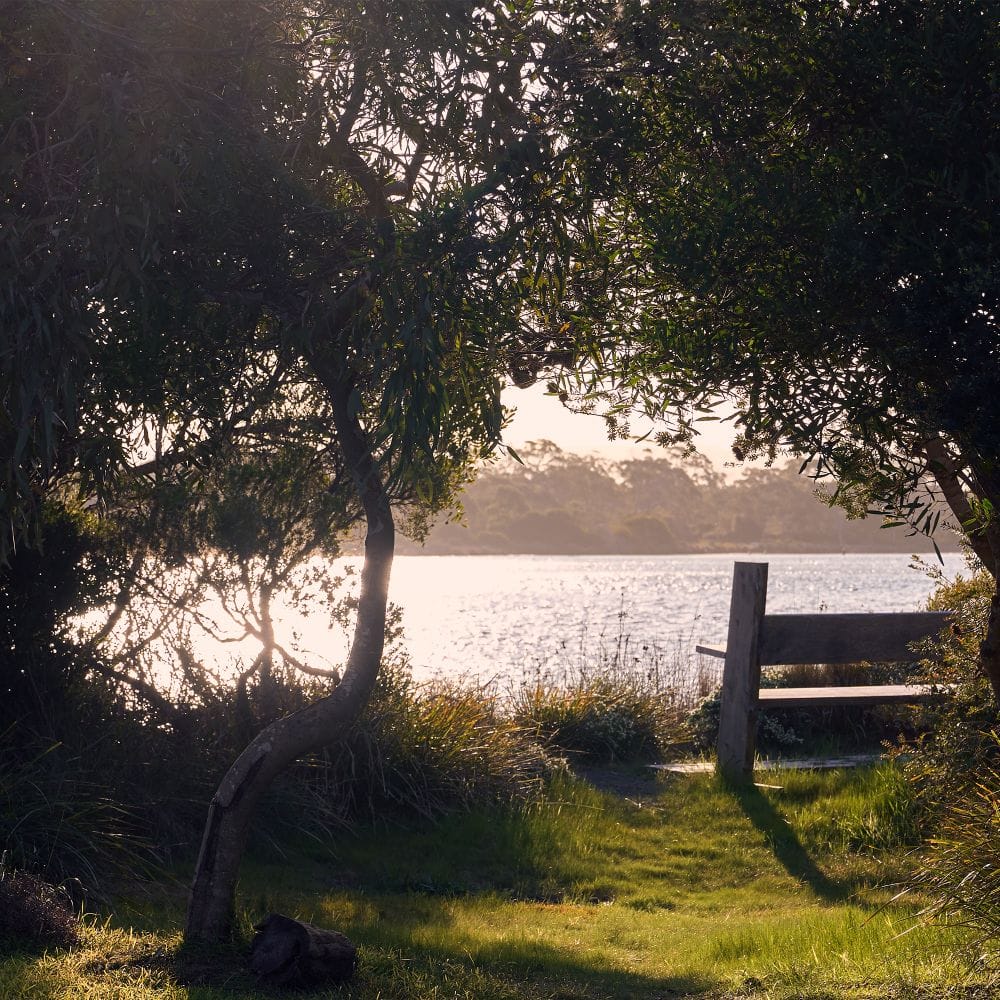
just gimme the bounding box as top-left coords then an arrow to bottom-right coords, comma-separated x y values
717,562 -> 768,778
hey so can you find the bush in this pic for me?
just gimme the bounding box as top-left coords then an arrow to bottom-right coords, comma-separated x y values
897,566 -> 997,816
510,667 -> 688,763
911,744 -> 1000,944
893,563 -> 1000,937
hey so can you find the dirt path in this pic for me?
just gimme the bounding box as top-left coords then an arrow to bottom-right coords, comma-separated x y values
572,763 -> 670,803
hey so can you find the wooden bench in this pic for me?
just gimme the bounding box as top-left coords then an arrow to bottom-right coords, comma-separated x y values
697,562 -> 951,776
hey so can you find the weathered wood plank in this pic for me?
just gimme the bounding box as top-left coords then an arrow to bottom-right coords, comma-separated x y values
758,683 -> 948,707
759,611 -> 951,665
695,644 -> 726,659
717,562 -> 768,777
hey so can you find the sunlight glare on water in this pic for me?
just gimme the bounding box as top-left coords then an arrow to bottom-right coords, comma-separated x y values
272,552 -> 967,683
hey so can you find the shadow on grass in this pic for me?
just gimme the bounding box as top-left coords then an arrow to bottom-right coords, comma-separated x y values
355,913 -> 717,999
94,924 -> 717,999
722,776 -> 845,903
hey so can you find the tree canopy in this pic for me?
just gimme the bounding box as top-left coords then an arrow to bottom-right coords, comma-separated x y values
564,0 -> 999,539
540,0 -> 1000,688
2,0 -> 629,941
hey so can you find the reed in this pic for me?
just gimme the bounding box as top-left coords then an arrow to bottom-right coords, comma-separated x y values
505,614 -> 716,762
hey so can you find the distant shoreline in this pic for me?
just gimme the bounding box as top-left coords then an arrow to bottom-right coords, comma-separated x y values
391,445 -> 964,560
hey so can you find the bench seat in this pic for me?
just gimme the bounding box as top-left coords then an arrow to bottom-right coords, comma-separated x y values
757,683 -> 948,707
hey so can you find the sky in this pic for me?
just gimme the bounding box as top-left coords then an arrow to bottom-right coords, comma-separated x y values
501,382 -> 744,469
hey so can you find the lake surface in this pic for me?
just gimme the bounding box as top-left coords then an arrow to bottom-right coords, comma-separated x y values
301,552 -> 967,684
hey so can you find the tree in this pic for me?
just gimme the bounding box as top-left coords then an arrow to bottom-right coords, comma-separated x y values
194,446 -> 349,733
548,1 -> 1000,694
2,0 -> 609,941
92,432 -> 354,734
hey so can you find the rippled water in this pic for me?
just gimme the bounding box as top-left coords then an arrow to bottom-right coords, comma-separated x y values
301,552 -> 967,683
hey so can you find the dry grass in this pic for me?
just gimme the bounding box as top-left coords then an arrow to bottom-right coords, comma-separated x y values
0,869 -> 79,949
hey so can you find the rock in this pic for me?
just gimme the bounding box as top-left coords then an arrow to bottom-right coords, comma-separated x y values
249,913 -> 357,987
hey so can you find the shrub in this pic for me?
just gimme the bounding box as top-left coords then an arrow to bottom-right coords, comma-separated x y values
912,745 -> 1000,944
897,565 -> 997,817
892,563 -> 1000,936
510,668 -> 688,763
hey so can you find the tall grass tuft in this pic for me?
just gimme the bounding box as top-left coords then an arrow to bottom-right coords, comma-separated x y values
270,665 -> 556,837
507,622 -> 709,762
912,747 -> 1000,944
510,673 -> 671,762
0,724 -> 158,894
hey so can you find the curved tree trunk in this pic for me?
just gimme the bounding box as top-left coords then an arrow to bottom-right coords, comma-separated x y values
185,379 -> 393,943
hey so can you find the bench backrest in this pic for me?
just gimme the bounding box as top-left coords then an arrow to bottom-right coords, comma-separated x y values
758,611 -> 950,665
716,561 -> 950,776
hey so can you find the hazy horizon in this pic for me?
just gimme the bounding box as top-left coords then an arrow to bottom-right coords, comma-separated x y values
502,383 -> 762,475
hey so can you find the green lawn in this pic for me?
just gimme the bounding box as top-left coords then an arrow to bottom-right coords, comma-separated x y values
1,766 -> 990,999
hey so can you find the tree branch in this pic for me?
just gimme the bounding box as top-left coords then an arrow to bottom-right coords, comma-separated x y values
87,657 -> 179,720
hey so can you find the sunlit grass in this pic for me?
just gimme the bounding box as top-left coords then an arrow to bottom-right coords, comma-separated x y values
1,766 -> 992,999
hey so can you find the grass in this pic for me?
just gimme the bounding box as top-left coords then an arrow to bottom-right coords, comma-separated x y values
1,764 -> 993,1000
507,606 -> 718,763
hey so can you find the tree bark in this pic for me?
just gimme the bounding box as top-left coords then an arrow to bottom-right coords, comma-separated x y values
184,378 -> 393,943
257,583 -> 278,723
923,435 -> 997,576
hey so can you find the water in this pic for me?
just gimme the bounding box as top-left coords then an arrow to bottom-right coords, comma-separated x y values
294,552 -> 967,683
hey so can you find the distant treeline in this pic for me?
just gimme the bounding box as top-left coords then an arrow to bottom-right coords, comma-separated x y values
399,441 -> 957,556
